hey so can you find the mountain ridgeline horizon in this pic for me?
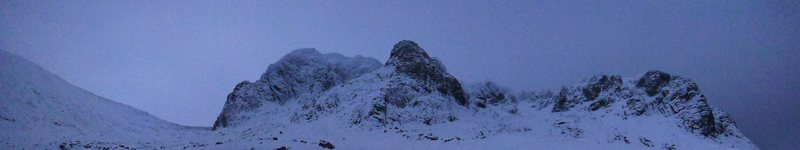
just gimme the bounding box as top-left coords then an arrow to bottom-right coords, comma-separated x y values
211,40 -> 753,149
0,40 -> 757,149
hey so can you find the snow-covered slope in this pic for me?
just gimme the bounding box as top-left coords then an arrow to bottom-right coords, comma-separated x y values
0,50 -> 206,149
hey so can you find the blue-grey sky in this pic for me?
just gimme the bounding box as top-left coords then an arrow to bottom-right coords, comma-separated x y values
2,1 -> 798,149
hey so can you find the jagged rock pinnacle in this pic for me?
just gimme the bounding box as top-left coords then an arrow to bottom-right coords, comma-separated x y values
384,40 -> 447,81
385,40 -> 431,67
383,40 -> 468,106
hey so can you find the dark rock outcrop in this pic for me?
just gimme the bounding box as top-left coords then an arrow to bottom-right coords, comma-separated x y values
466,81 -> 518,114
318,140 -> 335,149
471,81 -> 512,107
582,75 -> 623,101
638,71 -> 725,137
383,40 -> 468,107
636,71 -> 672,96
553,75 -> 623,112
298,40 -> 472,127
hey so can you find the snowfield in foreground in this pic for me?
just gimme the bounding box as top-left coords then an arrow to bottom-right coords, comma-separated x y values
0,41 -> 757,149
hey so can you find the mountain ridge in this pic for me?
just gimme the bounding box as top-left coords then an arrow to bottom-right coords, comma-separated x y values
209,40 -> 756,149
0,41 -> 758,149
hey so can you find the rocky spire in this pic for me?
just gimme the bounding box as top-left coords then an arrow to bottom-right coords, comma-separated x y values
385,40 -> 432,67
384,40 -> 468,106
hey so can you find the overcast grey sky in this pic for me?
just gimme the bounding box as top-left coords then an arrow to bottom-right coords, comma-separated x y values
1,0 -> 798,149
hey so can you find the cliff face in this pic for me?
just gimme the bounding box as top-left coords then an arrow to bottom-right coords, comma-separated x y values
385,40 -> 468,106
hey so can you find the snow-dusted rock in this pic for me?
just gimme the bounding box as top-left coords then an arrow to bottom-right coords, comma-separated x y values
213,48 -> 381,130
466,81 -> 518,114
638,71 -> 730,137
540,71 -> 745,138
385,40 -> 468,106
552,75 -> 625,112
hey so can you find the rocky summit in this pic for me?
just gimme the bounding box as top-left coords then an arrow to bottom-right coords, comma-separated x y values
213,48 -> 381,129
384,40 -> 468,107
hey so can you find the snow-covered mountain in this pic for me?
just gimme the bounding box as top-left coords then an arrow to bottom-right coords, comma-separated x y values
1,40 -> 757,149
209,41 -> 757,149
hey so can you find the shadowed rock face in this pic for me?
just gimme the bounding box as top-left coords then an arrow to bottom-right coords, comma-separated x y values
466,81 -> 519,114
213,81 -> 263,129
582,75 -> 623,101
553,75 -> 624,112
636,71 -> 672,96
471,81 -> 511,107
384,40 -> 468,106
642,73 -> 723,137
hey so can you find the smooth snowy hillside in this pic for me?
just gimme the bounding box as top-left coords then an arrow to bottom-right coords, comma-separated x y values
0,50 -> 207,149
209,41 -> 758,149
